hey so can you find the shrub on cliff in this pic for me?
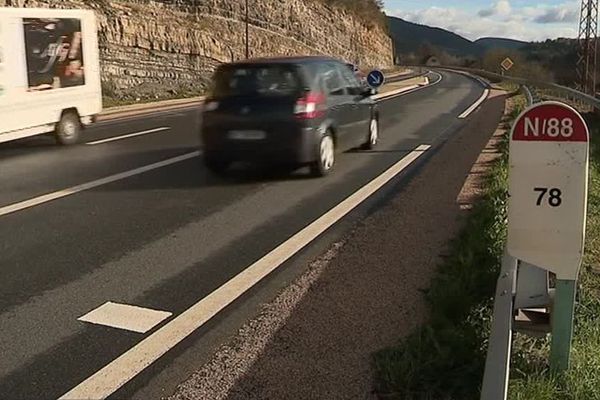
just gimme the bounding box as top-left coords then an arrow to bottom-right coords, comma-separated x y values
318,0 -> 386,29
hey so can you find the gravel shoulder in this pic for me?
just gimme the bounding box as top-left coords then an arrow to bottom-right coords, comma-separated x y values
167,90 -> 507,400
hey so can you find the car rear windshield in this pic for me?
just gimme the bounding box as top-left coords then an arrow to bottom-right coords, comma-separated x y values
212,64 -> 303,98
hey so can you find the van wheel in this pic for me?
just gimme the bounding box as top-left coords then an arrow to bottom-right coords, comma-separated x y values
55,112 -> 81,145
362,116 -> 379,150
310,132 -> 335,177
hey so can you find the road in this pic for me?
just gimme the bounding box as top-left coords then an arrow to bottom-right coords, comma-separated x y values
0,70 -> 487,400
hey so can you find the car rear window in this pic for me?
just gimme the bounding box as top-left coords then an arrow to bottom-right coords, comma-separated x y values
212,64 -> 302,98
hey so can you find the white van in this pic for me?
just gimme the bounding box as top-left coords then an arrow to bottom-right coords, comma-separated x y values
0,8 -> 101,145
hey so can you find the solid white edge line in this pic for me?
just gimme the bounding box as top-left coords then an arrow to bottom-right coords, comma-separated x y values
86,127 -> 170,145
0,151 -> 200,218
58,144 -> 432,400
458,88 -> 490,119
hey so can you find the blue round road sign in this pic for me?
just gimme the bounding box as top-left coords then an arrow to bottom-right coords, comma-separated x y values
367,70 -> 385,89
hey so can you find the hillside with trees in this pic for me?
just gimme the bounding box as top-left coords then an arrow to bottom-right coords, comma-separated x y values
475,37 -> 527,52
387,15 -> 580,85
387,16 -> 480,61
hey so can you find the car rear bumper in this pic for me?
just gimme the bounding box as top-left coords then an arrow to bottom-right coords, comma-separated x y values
201,125 -> 319,164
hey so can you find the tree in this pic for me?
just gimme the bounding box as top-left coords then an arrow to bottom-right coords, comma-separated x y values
482,48 -> 554,82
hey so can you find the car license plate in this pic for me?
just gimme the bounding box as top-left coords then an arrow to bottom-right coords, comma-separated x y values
228,130 -> 266,140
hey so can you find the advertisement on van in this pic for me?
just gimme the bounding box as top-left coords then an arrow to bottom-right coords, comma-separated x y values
23,17 -> 85,91
0,20 -> 5,97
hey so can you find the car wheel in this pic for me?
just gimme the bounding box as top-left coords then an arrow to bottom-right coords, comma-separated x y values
363,116 -> 379,150
204,154 -> 231,175
55,111 -> 81,145
310,132 -> 335,177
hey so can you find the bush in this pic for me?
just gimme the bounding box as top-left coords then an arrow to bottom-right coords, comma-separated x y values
316,0 -> 386,29
482,49 -> 554,82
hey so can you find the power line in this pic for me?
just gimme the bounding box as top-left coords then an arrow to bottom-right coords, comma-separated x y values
577,0 -> 598,95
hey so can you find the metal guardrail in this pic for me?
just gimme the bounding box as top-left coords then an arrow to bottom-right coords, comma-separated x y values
438,66 -> 600,110
521,86 -> 535,106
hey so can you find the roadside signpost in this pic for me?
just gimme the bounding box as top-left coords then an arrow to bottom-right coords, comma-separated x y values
482,100 -> 590,400
508,101 -> 589,371
501,57 -> 514,72
366,69 -> 385,89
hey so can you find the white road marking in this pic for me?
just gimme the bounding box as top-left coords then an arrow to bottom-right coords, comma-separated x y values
86,127 -> 170,145
458,89 -> 490,119
0,151 -> 200,218
58,144 -> 432,400
373,85 -> 419,100
78,302 -> 172,334
373,71 -> 443,101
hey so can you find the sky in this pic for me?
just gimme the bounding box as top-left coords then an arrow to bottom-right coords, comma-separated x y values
384,0 -> 581,42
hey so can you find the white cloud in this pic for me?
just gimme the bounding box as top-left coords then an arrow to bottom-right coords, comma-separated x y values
533,4 -> 579,24
478,1 -> 512,18
389,2 -> 579,42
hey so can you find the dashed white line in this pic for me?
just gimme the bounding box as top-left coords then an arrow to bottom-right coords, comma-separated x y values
0,151 -> 200,218
58,144 -> 432,400
458,88 -> 490,119
78,302 -> 172,334
86,127 -> 170,145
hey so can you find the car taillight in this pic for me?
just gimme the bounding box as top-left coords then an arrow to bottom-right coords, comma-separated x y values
294,92 -> 326,119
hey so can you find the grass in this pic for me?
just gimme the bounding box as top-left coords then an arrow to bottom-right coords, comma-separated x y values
373,89 -> 600,399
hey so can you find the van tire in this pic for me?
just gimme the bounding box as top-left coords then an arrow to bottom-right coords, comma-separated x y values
55,111 -> 81,145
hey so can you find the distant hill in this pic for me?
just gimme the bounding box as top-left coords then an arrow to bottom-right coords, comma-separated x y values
387,16 -> 530,61
385,15 -> 581,85
387,16 -> 480,58
475,37 -> 528,51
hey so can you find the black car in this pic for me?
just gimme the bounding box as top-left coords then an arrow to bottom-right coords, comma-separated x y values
200,56 -> 379,177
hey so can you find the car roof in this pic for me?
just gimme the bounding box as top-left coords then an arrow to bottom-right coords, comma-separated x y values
222,56 -> 341,68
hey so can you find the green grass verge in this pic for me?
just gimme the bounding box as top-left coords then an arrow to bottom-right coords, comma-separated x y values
373,93 -> 600,399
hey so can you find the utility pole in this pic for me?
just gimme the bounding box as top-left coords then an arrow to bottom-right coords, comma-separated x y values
577,0 -> 598,95
245,0 -> 249,59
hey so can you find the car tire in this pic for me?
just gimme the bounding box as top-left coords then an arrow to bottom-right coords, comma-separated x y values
362,115 -> 379,150
310,132 -> 335,177
204,154 -> 231,175
55,111 -> 81,145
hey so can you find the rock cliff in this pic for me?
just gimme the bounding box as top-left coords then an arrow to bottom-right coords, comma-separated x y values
1,0 -> 393,99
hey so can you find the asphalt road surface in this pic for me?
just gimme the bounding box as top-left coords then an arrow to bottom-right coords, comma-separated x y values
0,70 -> 487,400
